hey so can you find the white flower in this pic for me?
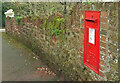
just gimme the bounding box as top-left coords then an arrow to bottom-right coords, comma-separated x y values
4,9 -> 14,18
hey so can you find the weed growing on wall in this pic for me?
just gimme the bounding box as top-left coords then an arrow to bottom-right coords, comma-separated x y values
15,16 -> 23,25
40,15 -> 67,37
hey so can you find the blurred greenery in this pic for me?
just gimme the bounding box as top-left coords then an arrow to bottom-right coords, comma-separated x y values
2,2 -> 29,27
40,16 -> 67,36
15,16 -> 23,25
0,1 -> 2,27
2,2 -> 65,27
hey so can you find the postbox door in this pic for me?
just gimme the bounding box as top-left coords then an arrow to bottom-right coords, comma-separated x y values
84,11 -> 100,74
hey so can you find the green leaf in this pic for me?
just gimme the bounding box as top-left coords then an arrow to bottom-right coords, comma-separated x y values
86,1 -> 92,4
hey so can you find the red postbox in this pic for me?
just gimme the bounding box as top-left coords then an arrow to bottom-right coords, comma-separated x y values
84,11 -> 100,74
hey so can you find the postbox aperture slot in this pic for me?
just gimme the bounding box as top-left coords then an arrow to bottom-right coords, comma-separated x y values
85,18 -> 97,22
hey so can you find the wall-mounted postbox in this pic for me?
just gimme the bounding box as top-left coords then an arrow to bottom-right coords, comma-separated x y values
84,11 -> 100,74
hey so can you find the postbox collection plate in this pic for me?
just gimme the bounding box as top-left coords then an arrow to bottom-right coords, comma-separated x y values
84,11 -> 100,74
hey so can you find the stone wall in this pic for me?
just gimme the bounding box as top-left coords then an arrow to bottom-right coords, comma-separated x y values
70,2 -> 119,81
5,2 -> 119,81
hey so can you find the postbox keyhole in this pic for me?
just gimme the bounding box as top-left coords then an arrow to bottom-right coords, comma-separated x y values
91,15 -> 93,18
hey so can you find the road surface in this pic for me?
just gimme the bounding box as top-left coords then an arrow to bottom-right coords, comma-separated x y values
2,33 -> 63,81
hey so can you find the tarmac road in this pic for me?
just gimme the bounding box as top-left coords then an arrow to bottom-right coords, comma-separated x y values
2,33 -> 61,81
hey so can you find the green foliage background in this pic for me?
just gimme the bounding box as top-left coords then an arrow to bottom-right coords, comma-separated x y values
2,2 -> 76,27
